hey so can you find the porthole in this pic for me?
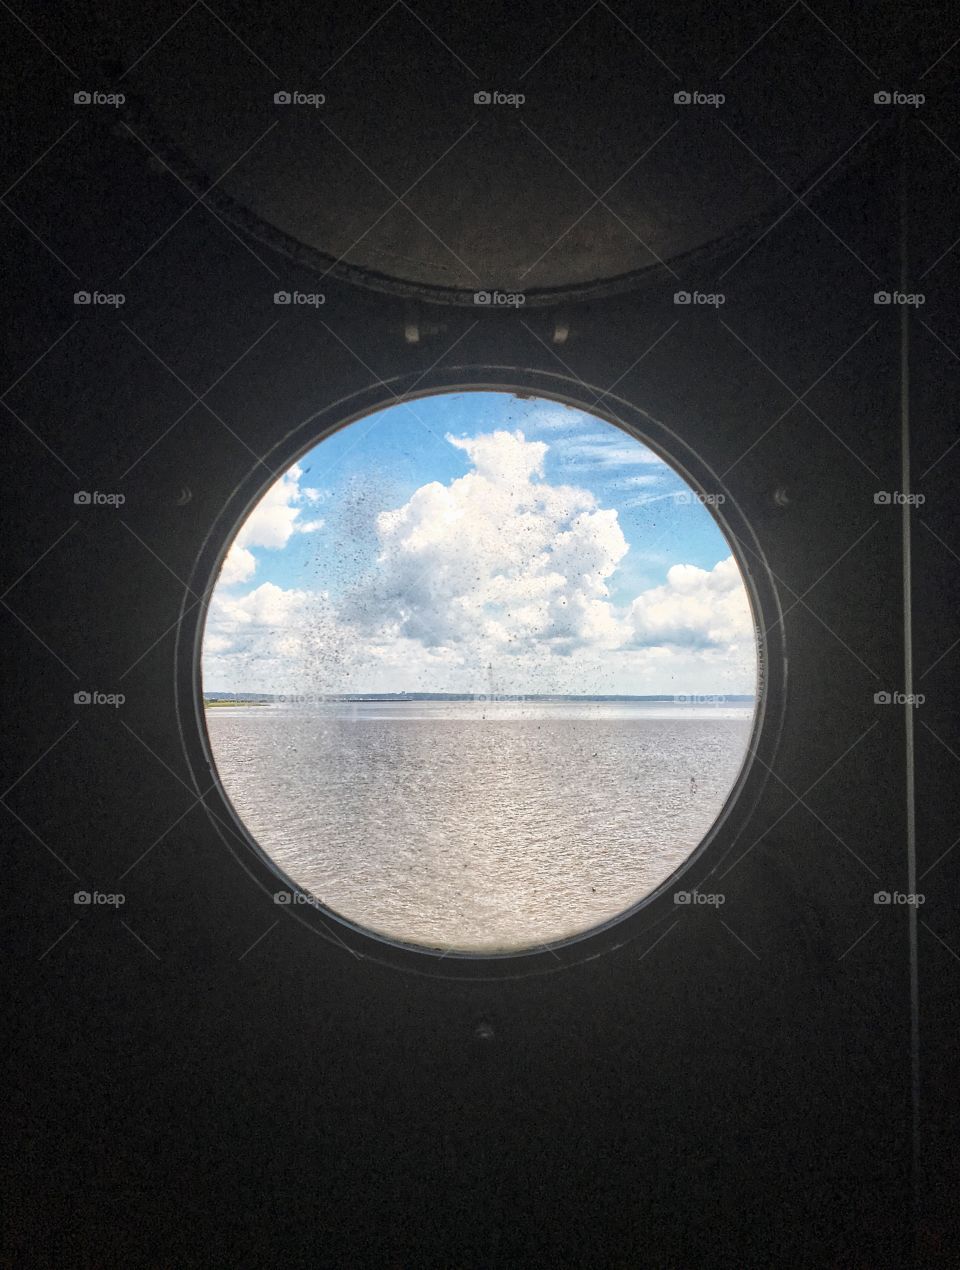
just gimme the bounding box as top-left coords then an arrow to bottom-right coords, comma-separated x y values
198,390 -> 760,956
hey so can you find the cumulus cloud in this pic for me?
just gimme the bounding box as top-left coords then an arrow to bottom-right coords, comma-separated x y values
628,557 -> 753,649
219,464 -> 324,585
203,429 -> 756,695
339,429 -> 629,656
204,582 -> 349,693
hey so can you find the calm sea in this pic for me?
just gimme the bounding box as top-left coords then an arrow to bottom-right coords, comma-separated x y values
205,700 -> 754,953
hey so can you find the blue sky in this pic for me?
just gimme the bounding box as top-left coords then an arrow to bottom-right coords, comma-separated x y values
249,392 -> 730,599
202,392 -> 757,695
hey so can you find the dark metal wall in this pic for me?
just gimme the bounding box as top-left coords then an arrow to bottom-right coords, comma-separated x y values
2,3 -> 958,1266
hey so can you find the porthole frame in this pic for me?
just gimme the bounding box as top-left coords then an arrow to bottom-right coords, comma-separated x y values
174,366 -> 787,980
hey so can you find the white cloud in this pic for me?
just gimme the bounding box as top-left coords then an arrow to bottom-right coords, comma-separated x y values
219,464 -> 324,585
627,557 -> 754,649
203,582 -> 348,693
551,431 -> 667,470
203,430 -> 756,695
219,546 -> 256,587
339,429 -> 629,657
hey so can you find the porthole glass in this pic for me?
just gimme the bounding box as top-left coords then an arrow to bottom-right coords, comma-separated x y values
201,392 -> 757,953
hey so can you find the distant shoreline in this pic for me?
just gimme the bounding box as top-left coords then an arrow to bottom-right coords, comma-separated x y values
204,692 -> 755,705
204,698 -> 269,708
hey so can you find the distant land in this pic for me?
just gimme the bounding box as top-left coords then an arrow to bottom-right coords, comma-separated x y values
204,691 -> 756,704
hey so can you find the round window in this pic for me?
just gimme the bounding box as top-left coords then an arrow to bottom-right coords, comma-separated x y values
201,391 -> 758,953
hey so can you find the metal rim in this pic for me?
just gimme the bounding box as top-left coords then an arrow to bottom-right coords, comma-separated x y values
173,368 -> 787,980
119,90 -> 891,310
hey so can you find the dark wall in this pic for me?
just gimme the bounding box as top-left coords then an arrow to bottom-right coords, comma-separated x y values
2,4 -> 958,1267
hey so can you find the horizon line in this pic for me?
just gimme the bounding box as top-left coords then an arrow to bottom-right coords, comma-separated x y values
202,690 -> 757,701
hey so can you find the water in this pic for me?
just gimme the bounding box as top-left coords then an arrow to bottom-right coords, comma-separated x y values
205,700 -> 754,953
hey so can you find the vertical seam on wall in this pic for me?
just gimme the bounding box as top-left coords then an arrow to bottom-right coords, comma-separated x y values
900,113 -> 920,1268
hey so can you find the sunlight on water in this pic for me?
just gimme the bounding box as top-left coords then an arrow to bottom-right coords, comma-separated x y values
207,699 -> 754,952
